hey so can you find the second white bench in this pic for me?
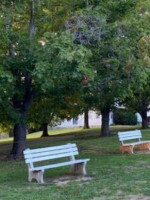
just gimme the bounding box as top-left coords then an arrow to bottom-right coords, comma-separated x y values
118,130 -> 150,154
23,143 -> 89,183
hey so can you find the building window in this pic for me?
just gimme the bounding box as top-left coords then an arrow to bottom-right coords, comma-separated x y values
73,117 -> 78,125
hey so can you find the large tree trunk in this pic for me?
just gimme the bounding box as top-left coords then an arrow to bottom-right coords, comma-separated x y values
10,122 -> 27,159
101,107 -> 110,137
41,123 -> 49,137
10,1 -> 35,159
141,110 -> 148,129
10,75 -> 32,159
83,108 -> 90,129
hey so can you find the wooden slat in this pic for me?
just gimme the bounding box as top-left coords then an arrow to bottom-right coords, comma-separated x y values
31,159 -> 90,171
25,151 -> 79,164
119,135 -> 142,141
24,147 -> 78,159
30,159 -> 90,171
119,134 -> 142,138
24,143 -> 76,155
118,133 -> 142,137
118,130 -> 142,141
118,131 -> 141,136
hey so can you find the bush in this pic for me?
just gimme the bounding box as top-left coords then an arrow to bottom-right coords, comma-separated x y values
113,109 -> 137,125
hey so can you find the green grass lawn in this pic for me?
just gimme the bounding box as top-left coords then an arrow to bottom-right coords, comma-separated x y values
1,126 -> 150,200
0,125 -> 141,144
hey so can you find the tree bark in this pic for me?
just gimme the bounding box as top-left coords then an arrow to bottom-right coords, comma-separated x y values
141,110 -> 148,129
9,129 -> 14,137
10,122 -> 26,159
10,75 -> 32,159
41,123 -> 49,137
101,107 -> 111,137
83,108 -> 90,129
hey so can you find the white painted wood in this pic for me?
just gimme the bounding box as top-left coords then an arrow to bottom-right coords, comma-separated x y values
119,136 -> 142,141
24,147 -> 78,159
23,143 -> 90,183
118,130 -> 150,149
25,151 -> 79,163
24,143 -> 76,154
31,159 -> 90,171
118,130 -> 142,142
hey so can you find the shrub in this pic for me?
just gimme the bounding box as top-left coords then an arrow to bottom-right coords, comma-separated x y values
113,109 -> 137,125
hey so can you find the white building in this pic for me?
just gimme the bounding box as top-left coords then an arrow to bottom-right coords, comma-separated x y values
57,111 -> 114,128
136,111 -> 150,123
57,111 -> 150,128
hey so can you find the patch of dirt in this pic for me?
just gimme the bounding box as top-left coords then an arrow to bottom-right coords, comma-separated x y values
124,195 -> 150,200
116,190 -> 123,196
92,196 -> 121,200
135,151 -> 150,155
45,175 -> 93,187
99,188 -> 110,195
134,181 -> 148,184
92,195 -> 150,200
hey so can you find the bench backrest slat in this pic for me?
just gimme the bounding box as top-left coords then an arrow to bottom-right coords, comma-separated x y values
24,143 -> 78,164
118,130 -> 142,143
24,143 -> 76,154
25,152 -> 78,163
24,147 -> 78,159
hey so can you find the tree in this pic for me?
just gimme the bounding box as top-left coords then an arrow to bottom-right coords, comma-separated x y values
118,0 -> 150,129
0,0 -> 91,159
28,96 -> 62,137
65,5 -> 137,136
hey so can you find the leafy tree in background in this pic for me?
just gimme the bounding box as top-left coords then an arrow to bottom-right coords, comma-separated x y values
0,0 -> 92,159
28,96 -> 62,137
65,3 -> 137,136
119,0 -> 150,129
113,109 -> 137,126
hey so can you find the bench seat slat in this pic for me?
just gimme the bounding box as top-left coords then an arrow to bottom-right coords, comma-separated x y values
24,144 -> 76,155
124,141 -> 150,146
24,147 -> 78,159
25,151 -> 79,163
31,159 -> 90,171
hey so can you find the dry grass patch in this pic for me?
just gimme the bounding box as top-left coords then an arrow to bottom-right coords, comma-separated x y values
124,195 -> 150,200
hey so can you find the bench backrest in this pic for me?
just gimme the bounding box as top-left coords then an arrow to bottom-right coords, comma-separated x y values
118,130 -> 142,144
24,143 -> 78,165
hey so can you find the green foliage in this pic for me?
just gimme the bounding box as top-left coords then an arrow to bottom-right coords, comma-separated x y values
33,31 -> 92,94
28,96 -> 62,130
114,109 -> 137,125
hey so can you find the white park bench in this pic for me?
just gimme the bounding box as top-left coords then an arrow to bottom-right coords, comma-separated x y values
23,143 -> 90,183
118,130 -> 150,154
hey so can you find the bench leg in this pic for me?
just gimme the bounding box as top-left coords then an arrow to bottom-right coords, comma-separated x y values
28,170 -> 45,184
70,162 -> 87,175
120,145 -> 134,154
